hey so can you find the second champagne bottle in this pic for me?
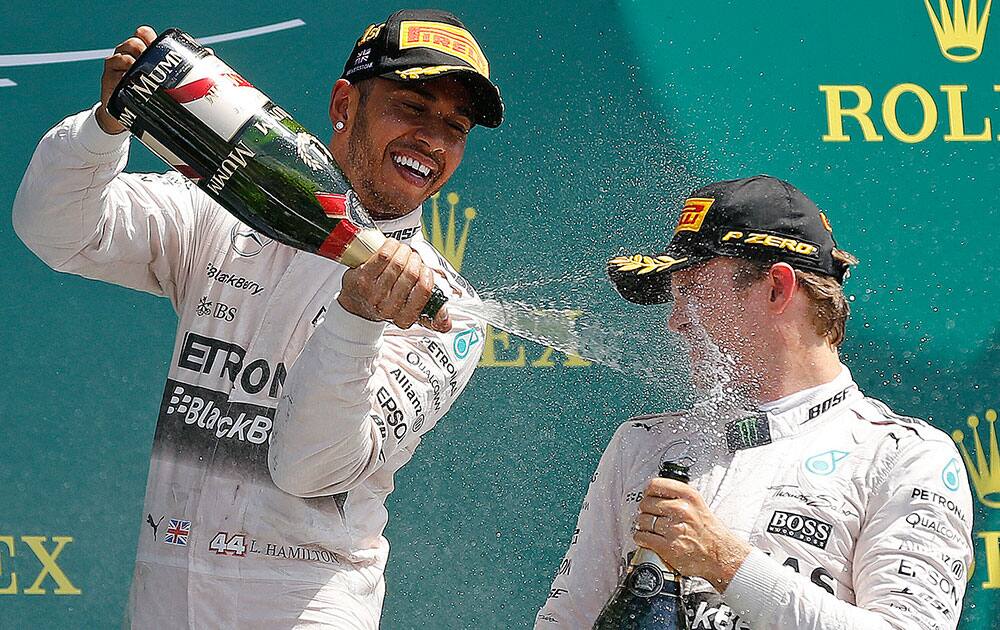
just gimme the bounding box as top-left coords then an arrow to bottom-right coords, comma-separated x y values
593,460 -> 692,630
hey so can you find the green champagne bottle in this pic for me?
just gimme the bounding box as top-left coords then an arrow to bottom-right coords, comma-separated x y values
107,28 -> 447,317
593,461 -> 691,630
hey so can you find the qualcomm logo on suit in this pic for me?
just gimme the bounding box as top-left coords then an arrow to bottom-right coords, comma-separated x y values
820,0 -> 1000,143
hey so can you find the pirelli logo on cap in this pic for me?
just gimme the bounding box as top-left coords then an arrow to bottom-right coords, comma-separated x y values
674,198 -> 714,234
399,21 -> 489,78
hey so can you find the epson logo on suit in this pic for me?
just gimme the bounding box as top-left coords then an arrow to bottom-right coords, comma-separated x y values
376,386 -> 408,440
766,511 -> 833,549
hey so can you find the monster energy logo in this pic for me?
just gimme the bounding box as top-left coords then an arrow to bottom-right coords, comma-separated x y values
737,418 -> 757,442
725,414 -> 771,452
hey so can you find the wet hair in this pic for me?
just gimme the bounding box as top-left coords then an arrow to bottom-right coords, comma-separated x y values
732,249 -> 859,347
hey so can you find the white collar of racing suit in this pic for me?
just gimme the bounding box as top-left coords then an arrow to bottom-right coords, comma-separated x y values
372,204 -> 423,238
759,365 -> 860,436
724,365 -> 861,452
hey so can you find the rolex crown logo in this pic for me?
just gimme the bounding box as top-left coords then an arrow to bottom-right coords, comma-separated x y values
924,0 -> 992,62
952,408 -> 1000,508
424,191 -> 476,272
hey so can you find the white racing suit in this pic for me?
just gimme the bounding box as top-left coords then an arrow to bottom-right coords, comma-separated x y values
13,105 -> 486,628
536,367 -> 974,630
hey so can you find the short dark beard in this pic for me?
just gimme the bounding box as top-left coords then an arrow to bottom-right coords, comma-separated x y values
344,80 -> 407,219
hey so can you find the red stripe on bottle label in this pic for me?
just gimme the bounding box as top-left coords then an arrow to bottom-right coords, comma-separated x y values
315,192 -> 348,218
226,73 -> 253,89
318,219 -> 358,261
165,77 -> 217,104
165,73 -> 255,105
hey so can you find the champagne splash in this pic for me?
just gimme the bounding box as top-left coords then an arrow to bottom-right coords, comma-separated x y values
447,270 -> 758,426
448,296 -> 626,370
448,267 -> 693,397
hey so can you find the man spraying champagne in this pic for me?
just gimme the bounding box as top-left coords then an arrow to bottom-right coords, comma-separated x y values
13,9 -> 502,628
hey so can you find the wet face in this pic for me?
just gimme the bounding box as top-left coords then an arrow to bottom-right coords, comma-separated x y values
336,77 -> 473,219
667,258 -> 768,390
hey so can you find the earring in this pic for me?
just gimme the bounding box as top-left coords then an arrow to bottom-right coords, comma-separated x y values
334,121 -> 345,132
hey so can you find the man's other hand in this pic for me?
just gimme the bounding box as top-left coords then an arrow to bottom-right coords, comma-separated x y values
339,238 -> 452,332
96,25 -> 157,135
634,478 -> 753,592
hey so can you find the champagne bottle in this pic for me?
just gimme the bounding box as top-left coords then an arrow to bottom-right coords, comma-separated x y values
593,461 -> 691,630
107,28 -> 447,317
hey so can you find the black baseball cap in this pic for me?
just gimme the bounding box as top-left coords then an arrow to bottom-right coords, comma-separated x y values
608,175 -> 850,305
340,9 -> 504,128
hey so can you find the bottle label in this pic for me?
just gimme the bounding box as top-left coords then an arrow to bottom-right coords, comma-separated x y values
626,562 -> 667,598
345,191 -> 379,229
164,54 -> 270,142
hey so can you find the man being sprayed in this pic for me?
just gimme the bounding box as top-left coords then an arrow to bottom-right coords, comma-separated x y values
13,10 -> 502,628
536,176 -> 974,629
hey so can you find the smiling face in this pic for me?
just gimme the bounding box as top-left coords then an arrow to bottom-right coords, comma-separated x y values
330,76 -> 474,220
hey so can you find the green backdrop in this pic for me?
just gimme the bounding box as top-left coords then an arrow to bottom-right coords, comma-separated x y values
1,1 -> 997,627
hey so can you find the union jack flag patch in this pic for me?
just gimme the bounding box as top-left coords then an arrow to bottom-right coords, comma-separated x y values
164,519 -> 191,546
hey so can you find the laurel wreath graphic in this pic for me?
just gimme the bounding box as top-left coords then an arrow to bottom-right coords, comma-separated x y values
608,254 -> 688,275
296,133 -> 332,171
395,65 -> 470,80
